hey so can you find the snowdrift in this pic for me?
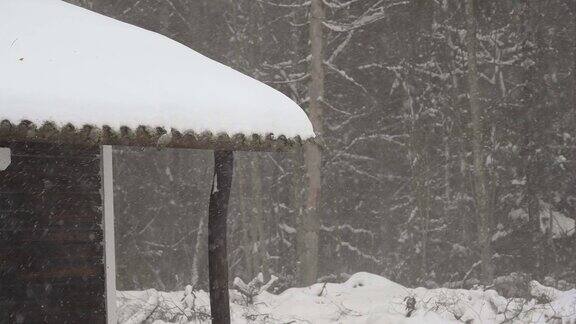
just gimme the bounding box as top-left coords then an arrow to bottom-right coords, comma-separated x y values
116,272 -> 576,323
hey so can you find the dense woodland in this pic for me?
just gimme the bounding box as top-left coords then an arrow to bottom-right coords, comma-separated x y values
68,0 -> 576,292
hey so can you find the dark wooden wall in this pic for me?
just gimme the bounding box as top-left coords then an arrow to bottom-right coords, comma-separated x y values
0,142 -> 107,323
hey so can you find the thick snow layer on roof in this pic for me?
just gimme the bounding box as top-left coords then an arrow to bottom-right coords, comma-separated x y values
0,0 -> 314,139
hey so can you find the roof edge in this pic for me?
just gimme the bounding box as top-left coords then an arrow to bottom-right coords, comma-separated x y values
0,120 -> 317,152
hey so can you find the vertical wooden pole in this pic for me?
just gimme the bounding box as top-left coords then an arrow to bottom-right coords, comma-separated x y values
208,150 -> 234,324
101,145 -> 117,324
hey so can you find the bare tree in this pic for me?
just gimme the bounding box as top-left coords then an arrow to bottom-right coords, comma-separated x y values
464,0 -> 493,283
298,0 -> 324,286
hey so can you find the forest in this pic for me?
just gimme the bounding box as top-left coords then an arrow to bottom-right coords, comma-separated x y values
68,0 -> 576,293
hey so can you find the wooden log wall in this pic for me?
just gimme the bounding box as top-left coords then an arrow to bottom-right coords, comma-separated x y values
0,141 -> 106,323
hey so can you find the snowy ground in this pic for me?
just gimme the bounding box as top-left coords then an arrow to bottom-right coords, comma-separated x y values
116,272 -> 576,324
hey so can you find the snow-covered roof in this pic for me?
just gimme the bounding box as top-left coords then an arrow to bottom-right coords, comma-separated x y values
0,0 -> 314,150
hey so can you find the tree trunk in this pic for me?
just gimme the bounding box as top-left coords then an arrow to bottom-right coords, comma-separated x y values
298,0 -> 324,286
236,157 -> 255,279
464,0 -> 493,284
292,150 -> 304,278
208,150 -> 234,324
191,216 -> 206,288
250,156 -> 269,278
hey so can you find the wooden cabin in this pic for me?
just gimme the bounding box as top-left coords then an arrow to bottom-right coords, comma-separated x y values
0,1 -> 315,323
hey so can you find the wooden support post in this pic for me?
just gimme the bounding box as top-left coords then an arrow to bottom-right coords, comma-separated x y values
102,146 -> 117,324
208,150 -> 234,324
